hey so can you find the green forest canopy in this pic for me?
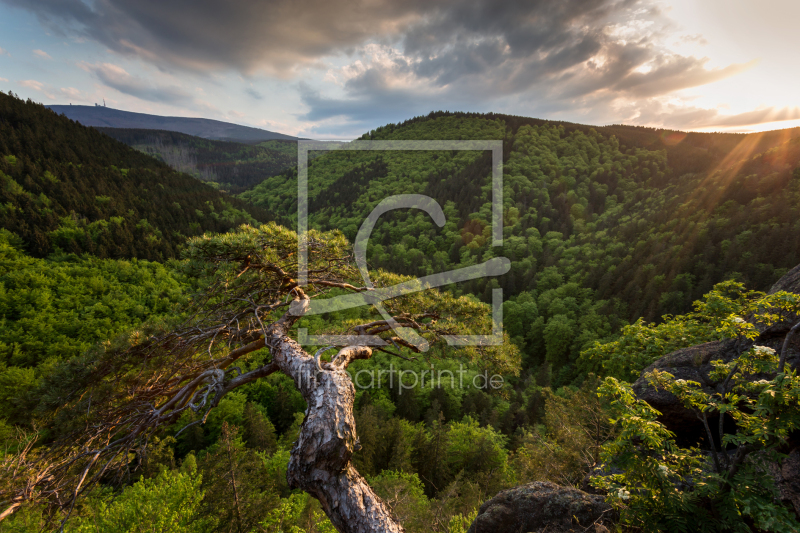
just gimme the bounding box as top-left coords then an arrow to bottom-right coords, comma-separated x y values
2,94 -> 800,531
0,92 -> 270,260
99,128 -> 297,194
240,112 -> 800,382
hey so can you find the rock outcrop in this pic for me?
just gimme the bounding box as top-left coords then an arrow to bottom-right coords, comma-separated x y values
633,265 -> 800,438
469,266 -> 800,533
632,263 -> 800,516
466,481 -> 614,533
632,338 -> 741,434
768,263 -> 800,295
771,447 -> 800,517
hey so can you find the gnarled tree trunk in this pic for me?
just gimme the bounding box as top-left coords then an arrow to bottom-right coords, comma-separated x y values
270,334 -> 404,533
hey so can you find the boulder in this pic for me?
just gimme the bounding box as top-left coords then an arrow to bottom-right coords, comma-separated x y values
633,338 -> 740,433
770,447 -> 800,517
631,263 -> 800,517
467,481 -> 614,533
769,263 -> 800,295
633,265 -> 800,438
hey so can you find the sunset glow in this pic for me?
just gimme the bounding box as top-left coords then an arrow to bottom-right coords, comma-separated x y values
0,0 -> 796,137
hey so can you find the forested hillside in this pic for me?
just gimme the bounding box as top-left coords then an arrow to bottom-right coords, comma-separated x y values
0,93 -> 270,260
99,128 -> 296,193
241,112 -> 800,384
2,99 -> 800,532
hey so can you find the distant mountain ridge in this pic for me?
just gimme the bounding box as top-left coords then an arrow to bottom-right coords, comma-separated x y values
47,104 -> 297,143
1,93 -> 270,260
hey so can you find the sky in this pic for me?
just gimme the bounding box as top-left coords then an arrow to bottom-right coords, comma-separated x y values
0,0 -> 797,140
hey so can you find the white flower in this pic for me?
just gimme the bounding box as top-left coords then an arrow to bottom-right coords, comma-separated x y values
658,465 -> 669,475
616,488 -> 630,500
732,317 -> 745,324
753,346 -> 776,357
754,379 -> 771,386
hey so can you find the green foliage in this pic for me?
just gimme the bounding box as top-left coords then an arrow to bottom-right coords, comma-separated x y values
578,280 -> 763,380
593,286 -> 800,532
368,470 -> 430,532
242,401 -> 277,453
593,378 -> 710,532
580,280 -> 800,381
4,105 -> 800,531
510,378 -> 615,487
99,129 -> 297,194
258,492 -> 309,533
197,422 -> 280,533
445,417 -> 509,491
240,112 -> 800,377
69,464 -> 208,533
0,230 -> 187,370
0,92 -> 269,259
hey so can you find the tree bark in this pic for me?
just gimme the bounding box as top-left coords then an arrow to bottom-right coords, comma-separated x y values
269,334 -> 405,533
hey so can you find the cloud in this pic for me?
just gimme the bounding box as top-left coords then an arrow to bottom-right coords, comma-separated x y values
80,62 -> 191,104
59,86 -> 88,102
33,48 -> 52,59
608,57 -> 757,98
3,0 -> 757,132
1,0 -> 431,75
18,79 -> 55,99
299,80 -> 429,123
295,0 -> 753,129
708,107 -> 800,127
228,110 -> 245,118
635,102 -> 800,130
77,62 -> 222,114
244,87 -> 263,100
0,47 -> 9,56
676,34 -> 708,46
0,77 -> 8,82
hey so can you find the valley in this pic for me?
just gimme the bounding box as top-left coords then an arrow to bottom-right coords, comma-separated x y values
1,93 -> 800,533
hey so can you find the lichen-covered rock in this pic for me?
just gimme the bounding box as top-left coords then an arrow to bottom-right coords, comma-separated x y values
466,481 -> 614,533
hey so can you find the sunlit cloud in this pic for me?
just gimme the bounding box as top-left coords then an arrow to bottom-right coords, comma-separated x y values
59,86 -> 89,102
702,106 -> 800,128
632,100 -> 800,131
18,79 -> 55,99
79,62 -> 192,104
0,0 -> 796,136
33,49 -> 51,59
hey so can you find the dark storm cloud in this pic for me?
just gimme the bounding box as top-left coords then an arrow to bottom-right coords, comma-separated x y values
1,0 -> 432,74
3,0 -> 753,128
402,0 -> 619,86
293,0 -> 752,125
